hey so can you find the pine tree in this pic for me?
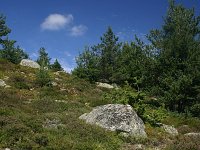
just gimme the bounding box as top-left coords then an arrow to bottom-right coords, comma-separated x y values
148,0 -> 200,112
95,26 -> 121,82
37,47 -> 51,69
0,15 -> 28,64
0,14 -> 11,45
51,59 -> 63,71
73,46 -> 100,82
0,39 -> 28,64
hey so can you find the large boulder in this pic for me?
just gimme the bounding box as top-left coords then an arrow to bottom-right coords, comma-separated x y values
20,59 -> 40,69
79,104 -> 147,138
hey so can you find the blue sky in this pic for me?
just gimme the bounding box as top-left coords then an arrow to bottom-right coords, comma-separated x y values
0,0 -> 199,72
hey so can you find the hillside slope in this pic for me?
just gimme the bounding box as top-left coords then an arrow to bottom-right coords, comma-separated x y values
1,59 -> 200,150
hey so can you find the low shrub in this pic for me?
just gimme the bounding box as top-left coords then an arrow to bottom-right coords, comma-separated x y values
35,69 -> 52,87
190,104 -> 200,118
9,73 -> 30,89
166,135 -> 200,150
103,82 -> 167,126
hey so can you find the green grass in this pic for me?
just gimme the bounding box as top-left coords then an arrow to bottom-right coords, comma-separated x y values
1,61 -> 200,150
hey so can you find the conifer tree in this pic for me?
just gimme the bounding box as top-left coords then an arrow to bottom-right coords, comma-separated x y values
51,59 -> 63,71
37,47 -> 51,69
0,14 -> 11,45
148,0 -> 200,112
94,26 -> 121,82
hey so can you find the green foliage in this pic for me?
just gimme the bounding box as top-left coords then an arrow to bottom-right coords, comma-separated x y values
34,134 -> 49,147
73,46 -> 100,82
0,38 -> 28,64
51,59 -> 63,71
0,15 -> 28,64
0,14 -> 11,44
37,47 -> 51,69
95,26 -> 121,82
147,1 -> 200,113
10,73 -> 30,89
135,104 -> 168,126
190,104 -> 200,117
103,83 -> 167,126
73,27 -> 121,83
35,68 -> 52,87
103,82 -> 143,105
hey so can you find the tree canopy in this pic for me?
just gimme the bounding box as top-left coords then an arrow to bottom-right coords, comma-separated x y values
73,1 -> 200,116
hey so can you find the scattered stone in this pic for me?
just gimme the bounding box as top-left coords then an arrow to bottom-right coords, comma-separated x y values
161,124 -> 178,136
55,77 -> 62,81
54,71 -> 66,76
133,144 -> 145,150
55,100 -> 67,103
79,104 -> 147,138
54,72 -> 60,76
4,85 -> 11,88
122,144 -> 145,150
52,82 -> 58,86
0,79 -> 6,87
43,119 -> 64,129
3,76 -> 9,80
5,148 -> 11,150
184,132 -> 200,137
60,88 -> 67,91
30,88 -> 34,91
21,72 -> 25,74
96,82 -> 114,89
20,59 -> 40,69
84,103 -> 90,107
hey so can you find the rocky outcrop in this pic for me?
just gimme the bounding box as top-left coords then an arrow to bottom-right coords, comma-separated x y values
20,59 -> 40,69
161,124 -> 178,136
79,104 -> 147,138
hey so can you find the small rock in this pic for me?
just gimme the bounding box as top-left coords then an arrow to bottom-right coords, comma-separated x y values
184,132 -> 200,137
43,119 -> 63,129
20,59 -> 40,69
52,82 -> 58,86
5,148 -> 11,150
3,76 -> 9,80
96,82 -> 114,89
161,124 -> 178,136
54,72 -> 60,76
0,79 -> 6,87
60,88 -> 67,91
55,77 -> 62,81
5,85 -> 11,88
55,100 -> 67,103
30,88 -> 34,91
133,144 -> 145,150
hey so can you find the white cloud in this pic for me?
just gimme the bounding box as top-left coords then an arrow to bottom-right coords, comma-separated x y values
70,25 -> 88,37
41,14 -> 73,31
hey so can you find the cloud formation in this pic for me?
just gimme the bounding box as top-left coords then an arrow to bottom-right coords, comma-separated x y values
41,14 -> 73,30
70,25 -> 88,37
